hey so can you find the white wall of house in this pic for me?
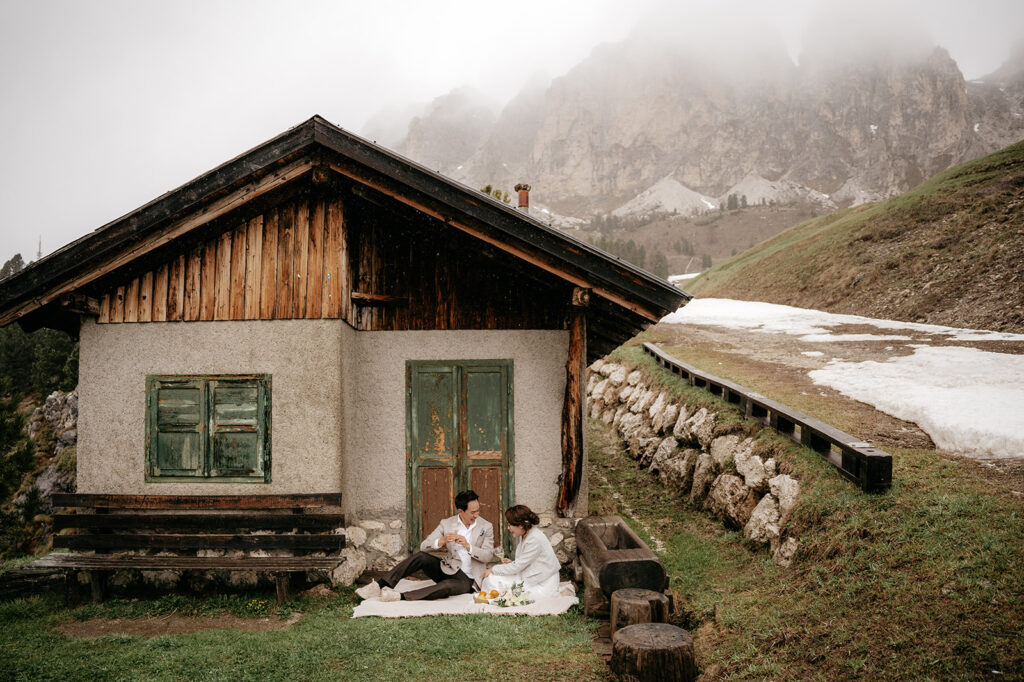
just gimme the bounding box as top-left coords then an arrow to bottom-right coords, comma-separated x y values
77,318 -> 346,495
344,328 -> 571,519
77,320 -> 578,521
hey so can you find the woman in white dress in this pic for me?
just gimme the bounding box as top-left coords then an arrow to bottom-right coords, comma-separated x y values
480,505 -> 560,600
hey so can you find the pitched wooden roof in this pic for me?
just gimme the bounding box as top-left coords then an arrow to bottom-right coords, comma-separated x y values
0,116 -> 687,359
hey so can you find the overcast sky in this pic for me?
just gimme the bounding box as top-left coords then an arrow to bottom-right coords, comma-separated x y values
1,0 -> 1022,267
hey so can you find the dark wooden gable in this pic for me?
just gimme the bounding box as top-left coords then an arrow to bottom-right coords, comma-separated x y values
0,116 -> 688,360
86,175 -> 572,333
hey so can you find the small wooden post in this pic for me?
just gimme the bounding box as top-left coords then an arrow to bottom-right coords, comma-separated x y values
610,588 -> 669,635
275,574 -> 290,604
557,287 -> 589,516
611,623 -> 696,682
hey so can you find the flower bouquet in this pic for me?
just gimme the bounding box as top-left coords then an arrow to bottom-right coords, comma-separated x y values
492,582 -> 533,607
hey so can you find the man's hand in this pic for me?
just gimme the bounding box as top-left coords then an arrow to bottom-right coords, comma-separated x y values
501,557 -> 512,564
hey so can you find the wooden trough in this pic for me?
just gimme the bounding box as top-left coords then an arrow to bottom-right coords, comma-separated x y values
575,515 -> 668,618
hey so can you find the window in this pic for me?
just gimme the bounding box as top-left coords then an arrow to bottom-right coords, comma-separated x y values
146,375 -> 271,482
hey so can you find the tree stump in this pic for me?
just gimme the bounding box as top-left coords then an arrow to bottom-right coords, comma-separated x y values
611,623 -> 696,682
610,588 -> 669,635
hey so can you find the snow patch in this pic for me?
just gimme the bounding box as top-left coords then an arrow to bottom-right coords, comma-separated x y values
661,298 -> 1024,343
810,347 -> 1024,459
661,299 -> 1024,460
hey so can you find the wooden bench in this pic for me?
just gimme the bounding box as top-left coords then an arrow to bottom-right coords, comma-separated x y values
35,493 -> 346,603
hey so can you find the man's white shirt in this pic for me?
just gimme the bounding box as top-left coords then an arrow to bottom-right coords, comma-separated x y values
435,518 -> 476,578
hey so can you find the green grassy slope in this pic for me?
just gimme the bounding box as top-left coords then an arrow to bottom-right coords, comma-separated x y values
688,139 -> 1024,332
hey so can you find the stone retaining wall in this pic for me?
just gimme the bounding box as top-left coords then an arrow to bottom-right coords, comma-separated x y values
588,358 -> 801,567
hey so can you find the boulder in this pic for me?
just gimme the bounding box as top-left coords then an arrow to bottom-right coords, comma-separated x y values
647,391 -> 668,422
627,370 -> 643,386
613,406 -> 629,427
769,474 -> 801,518
344,526 -> 367,548
330,547 -> 367,586
608,366 -> 628,386
650,437 -> 679,473
671,406 -> 693,440
638,438 -> 662,467
686,408 -> 718,449
618,413 -> 644,441
734,439 -> 768,492
618,385 -> 635,402
654,404 -> 679,435
690,453 -> 716,504
705,475 -> 759,528
590,400 -> 605,419
659,449 -> 698,493
772,536 -> 799,568
744,495 -> 781,544
367,533 -> 404,557
709,435 -> 740,472
602,382 -> 621,404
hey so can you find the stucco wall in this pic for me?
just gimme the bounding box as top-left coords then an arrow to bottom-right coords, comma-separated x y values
77,318 -> 347,494
78,319 -> 580,522
344,329 -> 572,518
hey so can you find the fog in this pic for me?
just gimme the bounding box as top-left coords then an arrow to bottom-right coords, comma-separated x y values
1,0 -> 1022,267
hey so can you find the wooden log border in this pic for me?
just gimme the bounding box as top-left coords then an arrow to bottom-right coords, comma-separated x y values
641,342 -> 892,492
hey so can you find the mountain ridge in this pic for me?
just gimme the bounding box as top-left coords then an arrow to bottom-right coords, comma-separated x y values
378,30 -> 1024,222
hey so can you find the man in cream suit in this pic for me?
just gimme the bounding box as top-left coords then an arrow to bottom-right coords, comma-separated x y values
355,490 -> 495,601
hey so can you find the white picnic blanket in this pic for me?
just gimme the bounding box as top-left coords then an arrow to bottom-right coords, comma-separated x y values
351,578 -> 578,618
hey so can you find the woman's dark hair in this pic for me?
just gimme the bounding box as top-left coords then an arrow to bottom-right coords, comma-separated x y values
505,504 -> 540,531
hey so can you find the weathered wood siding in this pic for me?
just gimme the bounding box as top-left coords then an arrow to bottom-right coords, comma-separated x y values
96,189 -> 570,332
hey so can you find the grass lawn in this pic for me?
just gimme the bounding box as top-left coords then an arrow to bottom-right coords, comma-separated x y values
587,348 -> 1024,680
0,589 -> 604,681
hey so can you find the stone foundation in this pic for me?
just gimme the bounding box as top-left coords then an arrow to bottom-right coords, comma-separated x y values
588,358 -> 801,568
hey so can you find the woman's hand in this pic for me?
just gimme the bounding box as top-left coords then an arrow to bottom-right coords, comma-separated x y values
482,568 -> 493,579
501,558 -> 512,564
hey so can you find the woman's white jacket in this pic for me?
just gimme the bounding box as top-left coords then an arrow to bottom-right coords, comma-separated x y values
490,527 -> 560,584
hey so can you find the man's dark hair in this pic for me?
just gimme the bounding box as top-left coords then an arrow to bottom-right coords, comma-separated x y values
454,490 -> 478,511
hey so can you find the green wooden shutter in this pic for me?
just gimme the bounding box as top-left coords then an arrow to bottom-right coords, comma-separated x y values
463,362 -> 512,553
147,377 -> 205,478
407,364 -> 458,546
208,377 -> 269,481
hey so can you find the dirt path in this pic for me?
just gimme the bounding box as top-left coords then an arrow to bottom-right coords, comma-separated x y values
56,611 -> 303,638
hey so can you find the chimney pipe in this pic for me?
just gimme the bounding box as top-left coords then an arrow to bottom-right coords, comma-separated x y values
514,183 -> 531,212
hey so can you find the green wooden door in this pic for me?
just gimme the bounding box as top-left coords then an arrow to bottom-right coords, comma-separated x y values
407,360 -> 514,554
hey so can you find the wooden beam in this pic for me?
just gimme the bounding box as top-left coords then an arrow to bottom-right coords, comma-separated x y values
259,209 -> 278,319
292,199 -> 310,317
168,253 -> 185,322
557,287 -> 589,516
305,198 -> 324,318
275,203 -> 294,318
152,263 -> 168,322
51,493 -> 343,509
229,221 -> 247,319
351,292 -> 408,305
243,216 -> 263,319
58,293 -> 101,317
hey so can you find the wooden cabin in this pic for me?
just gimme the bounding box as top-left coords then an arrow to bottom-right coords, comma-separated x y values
0,116 -> 686,561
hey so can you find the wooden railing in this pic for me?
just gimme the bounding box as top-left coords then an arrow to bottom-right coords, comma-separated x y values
642,343 -> 892,492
